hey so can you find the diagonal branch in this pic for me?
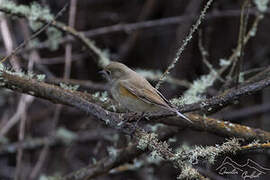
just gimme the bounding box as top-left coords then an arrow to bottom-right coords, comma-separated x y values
1,69 -> 270,141
1,66 -> 270,180
63,127 -> 177,180
180,77 -> 270,113
0,3 -> 109,67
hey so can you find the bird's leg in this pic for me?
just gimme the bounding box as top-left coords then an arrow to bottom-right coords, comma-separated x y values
134,112 -> 145,127
122,112 -> 138,123
127,112 -> 145,136
118,112 -> 138,130
119,112 -> 145,136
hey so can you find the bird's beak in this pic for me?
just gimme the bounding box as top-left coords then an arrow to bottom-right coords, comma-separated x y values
99,70 -> 111,81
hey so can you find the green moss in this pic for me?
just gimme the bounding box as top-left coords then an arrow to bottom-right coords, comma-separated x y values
107,146 -> 119,160
175,138 -> 241,166
55,127 -> 78,145
177,164 -> 202,180
0,136 -> 9,144
171,70 -> 217,106
253,0 -> 269,12
46,27 -> 62,51
92,91 -> 111,105
146,150 -> 163,165
137,133 -> 158,150
60,83 -> 79,91
219,59 -> 230,67
37,74 -> 46,81
0,0 -> 53,28
0,62 -> 4,72
0,1 -> 62,50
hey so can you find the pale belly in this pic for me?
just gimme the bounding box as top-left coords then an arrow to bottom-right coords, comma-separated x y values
111,84 -> 161,113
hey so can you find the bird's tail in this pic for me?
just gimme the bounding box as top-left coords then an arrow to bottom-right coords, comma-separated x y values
174,109 -> 193,123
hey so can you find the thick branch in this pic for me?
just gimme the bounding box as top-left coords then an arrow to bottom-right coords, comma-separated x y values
160,114 -> 270,141
180,77 -> 270,113
46,77 -> 107,92
0,71 -> 128,132
1,71 -> 270,141
63,127 -> 177,180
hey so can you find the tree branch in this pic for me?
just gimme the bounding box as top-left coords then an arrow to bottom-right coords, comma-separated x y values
1,69 -> 270,141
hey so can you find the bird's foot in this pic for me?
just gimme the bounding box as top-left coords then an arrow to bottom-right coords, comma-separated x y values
119,112 -> 145,135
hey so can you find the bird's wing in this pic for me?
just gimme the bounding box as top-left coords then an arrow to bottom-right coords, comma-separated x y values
119,80 -> 170,109
120,80 -> 193,123
152,86 -> 172,106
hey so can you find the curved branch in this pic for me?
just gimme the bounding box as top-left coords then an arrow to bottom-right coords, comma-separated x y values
1,70 -> 270,141
180,78 -> 270,113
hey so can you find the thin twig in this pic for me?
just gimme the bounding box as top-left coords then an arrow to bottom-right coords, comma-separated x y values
15,103 -> 27,180
118,0 -> 157,59
0,3 -> 68,64
198,30 -> 224,82
63,127 -> 177,180
64,0 -> 77,79
219,12 -> 263,79
0,11 -> 20,71
81,8 -> 269,38
155,0 -> 213,89
227,0 -> 250,85
29,145 -> 49,180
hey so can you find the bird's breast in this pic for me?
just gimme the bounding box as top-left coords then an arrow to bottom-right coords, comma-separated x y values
111,82 -> 157,113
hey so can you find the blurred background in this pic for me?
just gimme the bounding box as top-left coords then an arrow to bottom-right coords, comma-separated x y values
0,0 -> 270,179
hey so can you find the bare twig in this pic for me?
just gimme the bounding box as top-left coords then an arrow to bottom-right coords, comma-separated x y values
155,0 -> 213,89
216,102 -> 270,121
219,12 -> 263,80
29,145 -> 49,180
64,0 -> 77,79
81,9 -> 269,38
0,129 -> 116,155
198,30 -> 224,82
15,102 -> 27,180
226,0 -> 250,86
0,96 -> 34,136
247,66 -> 270,83
17,8 -> 269,54
0,8 -> 20,70
118,0 -> 157,59
0,4 -> 68,64
0,2 -> 109,67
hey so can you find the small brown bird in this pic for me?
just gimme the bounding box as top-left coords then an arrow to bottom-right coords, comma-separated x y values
101,62 -> 192,123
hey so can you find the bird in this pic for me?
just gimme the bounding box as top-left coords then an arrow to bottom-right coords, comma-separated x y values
100,61 -> 192,123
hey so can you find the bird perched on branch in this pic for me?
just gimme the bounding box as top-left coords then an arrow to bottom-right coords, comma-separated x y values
100,61 -> 192,123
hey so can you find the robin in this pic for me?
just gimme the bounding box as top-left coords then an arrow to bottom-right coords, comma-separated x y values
100,62 -> 192,123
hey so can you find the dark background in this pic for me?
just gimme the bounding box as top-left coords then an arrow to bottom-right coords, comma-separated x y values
0,0 -> 270,179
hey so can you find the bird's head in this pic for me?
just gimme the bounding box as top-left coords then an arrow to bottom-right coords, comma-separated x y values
100,62 -> 132,82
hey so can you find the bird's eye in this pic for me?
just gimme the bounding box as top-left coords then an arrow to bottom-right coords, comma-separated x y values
106,70 -> 111,75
